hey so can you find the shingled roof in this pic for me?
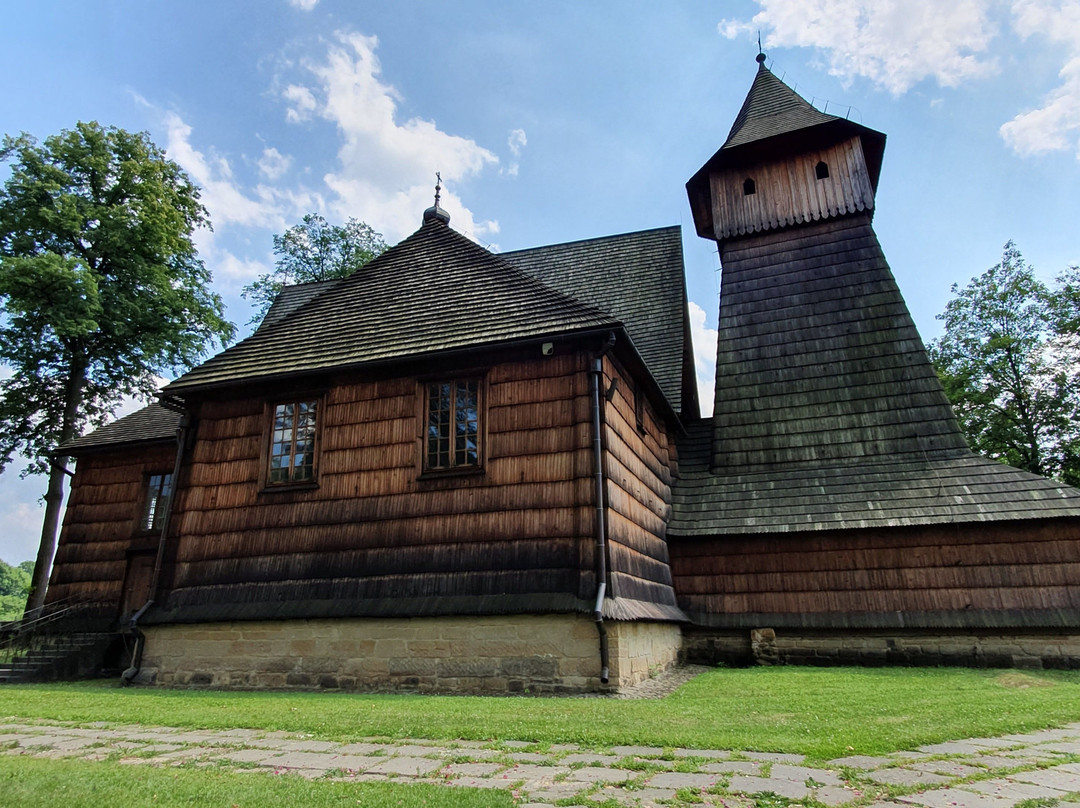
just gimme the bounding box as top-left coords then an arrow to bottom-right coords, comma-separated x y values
668,214 -> 1080,535
255,278 -> 343,332
503,226 -> 696,416
670,419 -> 1080,535
722,57 -> 840,150
58,402 -> 180,454
164,217 -> 622,394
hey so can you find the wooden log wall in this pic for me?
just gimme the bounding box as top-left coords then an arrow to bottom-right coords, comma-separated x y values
47,443 -> 177,609
670,519 -> 1080,628
709,136 -> 874,241
158,352 -> 604,621
600,354 -> 680,614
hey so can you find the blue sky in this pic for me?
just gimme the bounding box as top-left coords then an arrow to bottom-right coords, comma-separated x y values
1,0 -> 1079,565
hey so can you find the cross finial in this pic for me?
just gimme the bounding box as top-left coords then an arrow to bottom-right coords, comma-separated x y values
423,171 -> 450,225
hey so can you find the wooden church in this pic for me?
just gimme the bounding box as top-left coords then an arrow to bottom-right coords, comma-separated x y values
44,55 -> 1080,691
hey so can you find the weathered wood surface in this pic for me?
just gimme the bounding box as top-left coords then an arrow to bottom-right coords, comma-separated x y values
709,136 -> 874,241
709,215 -> 967,470
598,355 -> 680,613
157,352 -> 608,621
47,444 -> 176,609
670,519 -> 1080,627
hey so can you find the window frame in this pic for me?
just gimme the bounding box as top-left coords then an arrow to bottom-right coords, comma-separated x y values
138,471 -> 173,534
260,394 -> 324,490
418,375 -> 486,478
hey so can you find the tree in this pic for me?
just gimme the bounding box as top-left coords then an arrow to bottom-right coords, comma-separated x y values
242,213 -> 387,322
929,242 -> 1080,485
0,122 -> 235,615
0,558 -> 31,620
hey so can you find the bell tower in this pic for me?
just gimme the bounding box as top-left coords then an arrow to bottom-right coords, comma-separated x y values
686,54 -> 968,471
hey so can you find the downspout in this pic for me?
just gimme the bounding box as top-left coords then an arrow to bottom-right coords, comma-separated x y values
121,411 -> 189,685
591,333 -> 616,685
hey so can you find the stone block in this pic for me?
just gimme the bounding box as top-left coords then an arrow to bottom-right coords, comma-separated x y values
437,658 -> 498,678
388,657 -> 438,677
499,656 -> 558,680
751,627 -> 779,666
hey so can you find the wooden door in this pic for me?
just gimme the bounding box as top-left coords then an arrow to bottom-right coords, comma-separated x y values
120,552 -> 155,617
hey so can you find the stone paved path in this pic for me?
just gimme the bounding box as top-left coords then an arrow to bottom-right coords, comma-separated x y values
4,715 -> 1080,807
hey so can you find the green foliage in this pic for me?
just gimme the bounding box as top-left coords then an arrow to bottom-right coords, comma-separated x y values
0,756 -> 513,808
0,557 -> 31,619
0,121 -> 235,475
4,667 -> 1080,760
242,213 -> 387,322
929,241 -> 1080,484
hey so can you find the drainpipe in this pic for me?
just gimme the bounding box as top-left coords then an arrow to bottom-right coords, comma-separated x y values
591,333 -> 616,685
121,411 -> 188,685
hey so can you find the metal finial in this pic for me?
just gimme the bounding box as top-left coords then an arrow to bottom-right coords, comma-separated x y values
423,171 -> 450,225
756,31 -> 766,64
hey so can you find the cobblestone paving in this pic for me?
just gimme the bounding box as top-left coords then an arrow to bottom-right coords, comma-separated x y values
4,713 -> 1080,806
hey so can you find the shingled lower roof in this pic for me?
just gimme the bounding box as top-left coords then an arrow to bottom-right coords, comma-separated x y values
670,419 -> 1080,535
59,402 -> 180,454
502,225 -> 695,416
165,218 -> 621,393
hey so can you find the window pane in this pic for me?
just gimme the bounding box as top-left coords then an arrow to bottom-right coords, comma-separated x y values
142,472 -> 173,531
267,399 -> 318,484
426,380 -> 480,470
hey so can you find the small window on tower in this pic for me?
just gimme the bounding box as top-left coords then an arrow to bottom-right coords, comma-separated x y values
743,177 -> 756,196
815,161 -> 829,180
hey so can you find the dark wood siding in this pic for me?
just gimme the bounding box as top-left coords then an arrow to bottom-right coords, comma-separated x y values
155,352 -> 601,622
47,444 -> 176,609
670,519 -> 1080,628
601,355 -> 680,614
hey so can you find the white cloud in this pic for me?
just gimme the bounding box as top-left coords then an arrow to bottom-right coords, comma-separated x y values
215,250 -> 272,282
286,31 -> 501,242
505,128 -> 527,177
283,84 -> 317,123
1000,0 -> 1080,159
163,112 -> 285,229
257,147 -> 293,180
288,0 -> 318,9
720,0 -> 1000,95
688,301 -> 718,417
508,128 -> 527,156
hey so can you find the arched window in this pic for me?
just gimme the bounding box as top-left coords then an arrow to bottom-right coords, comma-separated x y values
815,161 -> 829,180
743,177 -> 756,196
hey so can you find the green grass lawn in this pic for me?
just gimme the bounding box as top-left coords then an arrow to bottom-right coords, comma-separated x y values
0,755 -> 515,808
4,667 -> 1080,760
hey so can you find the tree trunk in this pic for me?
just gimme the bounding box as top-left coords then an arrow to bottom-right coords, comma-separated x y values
23,462 -> 67,617
23,355 -> 87,619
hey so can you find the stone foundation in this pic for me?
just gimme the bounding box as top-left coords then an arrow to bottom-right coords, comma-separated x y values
608,620 -> 682,686
683,627 -> 1080,669
139,614 -> 682,693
